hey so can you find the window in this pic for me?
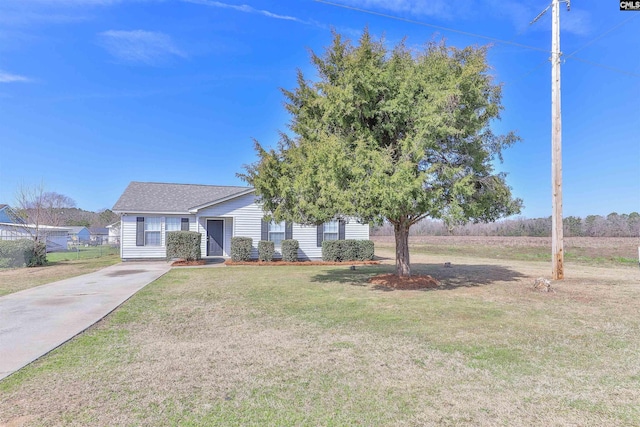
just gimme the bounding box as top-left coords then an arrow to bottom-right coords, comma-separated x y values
144,217 -> 161,246
317,219 -> 345,247
268,221 -> 285,246
323,220 -> 339,241
166,217 -> 189,236
165,217 -> 181,242
165,217 -> 181,233
261,219 -> 292,245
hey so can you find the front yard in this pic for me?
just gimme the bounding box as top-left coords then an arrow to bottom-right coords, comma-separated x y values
0,254 -> 120,296
1,247 -> 638,426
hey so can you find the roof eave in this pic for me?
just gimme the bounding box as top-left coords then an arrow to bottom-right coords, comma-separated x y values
113,210 -> 192,215
188,188 -> 255,213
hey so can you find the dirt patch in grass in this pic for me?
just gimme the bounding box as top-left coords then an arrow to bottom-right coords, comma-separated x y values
369,273 -> 441,290
225,259 -> 380,266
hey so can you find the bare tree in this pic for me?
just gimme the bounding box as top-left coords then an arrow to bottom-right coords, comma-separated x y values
13,183 -> 77,243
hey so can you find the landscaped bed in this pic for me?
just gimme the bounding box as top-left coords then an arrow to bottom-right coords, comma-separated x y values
224,259 -> 380,266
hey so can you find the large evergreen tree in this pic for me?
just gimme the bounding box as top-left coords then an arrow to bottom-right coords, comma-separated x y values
241,30 -> 522,277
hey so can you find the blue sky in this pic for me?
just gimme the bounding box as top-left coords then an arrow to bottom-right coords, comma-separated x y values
0,0 -> 638,218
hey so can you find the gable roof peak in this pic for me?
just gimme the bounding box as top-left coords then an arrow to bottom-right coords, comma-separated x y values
112,181 -> 254,213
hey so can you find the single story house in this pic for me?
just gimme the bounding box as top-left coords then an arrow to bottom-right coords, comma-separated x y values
67,226 -> 90,243
106,222 -> 120,245
0,205 -> 24,224
112,181 -> 369,260
0,222 -> 70,252
89,227 -> 109,245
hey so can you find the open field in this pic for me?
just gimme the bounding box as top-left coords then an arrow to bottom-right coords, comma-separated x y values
1,244 -> 639,426
373,235 -> 639,266
0,254 -> 120,296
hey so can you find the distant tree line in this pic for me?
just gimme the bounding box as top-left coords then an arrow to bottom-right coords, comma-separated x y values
17,205 -> 118,228
11,185 -> 118,229
371,212 -> 640,238
48,207 -> 118,228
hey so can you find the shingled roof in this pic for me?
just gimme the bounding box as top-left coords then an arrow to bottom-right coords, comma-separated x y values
112,182 -> 254,213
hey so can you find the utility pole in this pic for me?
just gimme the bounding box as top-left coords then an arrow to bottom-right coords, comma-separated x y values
531,0 -> 569,280
551,0 -> 564,280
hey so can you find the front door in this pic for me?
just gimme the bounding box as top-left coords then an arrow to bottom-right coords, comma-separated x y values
207,220 -> 224,256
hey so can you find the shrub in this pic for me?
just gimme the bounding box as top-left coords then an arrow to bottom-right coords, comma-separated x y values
166,231 -> 201,261
231,237 -> 252,261
258,240 -> 275,262
31,241 -> 47,266
322,240 -> 343,261
342,239 -> 360,261
321,239 -> 375,262
0,239 -> 47,268
281,239 -> 299,262
357,240 -> 375,260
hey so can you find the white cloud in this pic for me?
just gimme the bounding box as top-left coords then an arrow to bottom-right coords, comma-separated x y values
334,0 -> 592,35
99,30 -> 187,65
182,0 -> 307,23
333,0 -> 464,19
0,71 -> 31,83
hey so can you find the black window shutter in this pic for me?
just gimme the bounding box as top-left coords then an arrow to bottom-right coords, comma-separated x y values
285,222 -> 293,240
338,220 -> 346,240
136,217 -> 144,246
261,219 -> 268,241
317,224 -> 323,247
181,218 -> 189,231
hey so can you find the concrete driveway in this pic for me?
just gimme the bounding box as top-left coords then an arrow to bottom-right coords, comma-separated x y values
0,262 -> 171,380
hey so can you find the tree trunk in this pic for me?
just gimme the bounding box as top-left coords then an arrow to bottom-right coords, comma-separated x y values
394,219 -> 411,277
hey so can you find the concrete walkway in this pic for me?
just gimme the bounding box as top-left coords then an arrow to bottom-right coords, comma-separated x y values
0,262 -> 171,380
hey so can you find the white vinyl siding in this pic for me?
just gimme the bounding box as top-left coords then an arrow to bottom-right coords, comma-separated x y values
119,193 -> 370,260
290,224 -> 321,259
293,220 -> 369,260
345,221 -> 369,240
196,192 -> 262,258
120,215 -> 197,260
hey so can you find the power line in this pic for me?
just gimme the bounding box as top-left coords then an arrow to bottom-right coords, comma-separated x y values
315,0 -> 640,79
566,56 -> 640,77
565,14 -> 638,59
514,14 -> 640,80
313,0 -> 549,53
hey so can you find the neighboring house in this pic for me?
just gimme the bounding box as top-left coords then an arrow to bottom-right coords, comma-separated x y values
68,226 -> 90,243
112,181 -> 369,261
89,227 -> 109,245
0,205 -> 68,252
0,222 -> 70,252
106,222 -> 121,245
0,204 -> 24,224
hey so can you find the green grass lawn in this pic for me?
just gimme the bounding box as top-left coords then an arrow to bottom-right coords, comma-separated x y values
2,257 -> 638,426
47,245 -> 120,262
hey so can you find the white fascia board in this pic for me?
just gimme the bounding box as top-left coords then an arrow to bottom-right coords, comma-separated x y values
114,211 -> 191,215
188,188 -> 255,213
